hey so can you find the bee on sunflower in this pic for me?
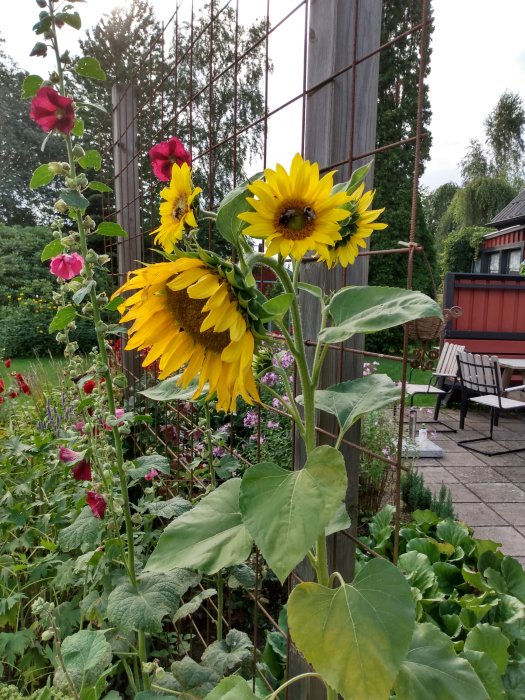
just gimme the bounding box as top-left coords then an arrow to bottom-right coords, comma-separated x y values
114,251 -> 266,413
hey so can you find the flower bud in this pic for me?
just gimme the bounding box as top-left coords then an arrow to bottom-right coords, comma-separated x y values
41,629 -> 55,642
102,469 -> 113,480
30,42 -> 48,58
54,199 -> 69,213
48,162 -> 68,175
50,72 -> 60,84
60,50 -> 71,64
85,249 -> 98,263
36,0 -> 47,7
95,321 -> 108,333
65,177 -> 77,189
76,174 -> 89,189
98,254 -> 110,265
113,374 -> 128,389
84,215 -> 96,230
72,145 -> 86,159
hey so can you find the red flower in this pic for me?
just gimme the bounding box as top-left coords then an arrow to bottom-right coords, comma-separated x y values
83,379 -> 96,395
86,491 -> 107,518
15,374 -> 31,395
148,136 -> 192,182
59,446 -> 82,464
4,359 -> 11,369
0,380 -> 4,393
72,460 -> 92,481
29,86 -> 75,134
0,397 -> 4,404
50,253 -> 84,281
9,391 -> 18,399
144,468 -> 159,481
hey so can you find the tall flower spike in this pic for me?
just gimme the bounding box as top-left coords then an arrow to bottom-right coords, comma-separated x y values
114,254 -> 261,413
238,153 -> 352,261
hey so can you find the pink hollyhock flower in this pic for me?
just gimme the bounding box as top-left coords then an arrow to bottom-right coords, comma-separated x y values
29,86 -> 75,134
83,379 -> 96,395
104,408 -> 126,431
50,252 -> 84,281
144,468 -> 159,481
74,420 -> 85,434
59,446 -> 82,464
148,136 -> 192,181
86,491 -> 106,518
72,459 -> 91,481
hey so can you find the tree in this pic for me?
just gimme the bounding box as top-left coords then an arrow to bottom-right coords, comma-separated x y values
446,176 -> 518,229
459,138 -> 489,184
441,226 -> 486,275
485,90 -> 525,182
367,0 -> 436,352
422,181 -> 458,238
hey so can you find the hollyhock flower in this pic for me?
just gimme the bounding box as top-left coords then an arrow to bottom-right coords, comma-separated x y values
74,420 -> 85,434
243,410 -> 258,428
30,86 -> 75,134
4,359 -> 11,368
59,446 -> 82,464
149,136 -> 192,182
261,372 -> 279,387
83,379 -> 96,395
50,252 -> 84,281
144,468 -> 159,481
72,459 -> 91,481
86,491 -> 106,518
105,408 -> 126,431
9,391 -> 18,399
15,374 -> 31,395
0,379 -> 4,393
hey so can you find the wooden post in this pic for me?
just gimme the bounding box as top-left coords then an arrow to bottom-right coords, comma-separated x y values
289,2 -> 382,698
112,84 -> 143,386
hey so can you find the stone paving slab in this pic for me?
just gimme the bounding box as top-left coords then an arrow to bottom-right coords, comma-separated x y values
490,502 -> 525,526
413,466 -> 458,483
478,453 -> 525,467
430,482 -> 480,502
453,502 -> 507,526
450,466 -> 509,482
468,482 -> 525,502
472,526 -> 525,557
438,452 -> 486,467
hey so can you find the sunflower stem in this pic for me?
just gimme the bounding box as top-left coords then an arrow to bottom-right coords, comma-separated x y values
204,403 -> 216,489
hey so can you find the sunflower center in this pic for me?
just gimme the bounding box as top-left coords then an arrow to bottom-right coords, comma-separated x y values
166,287 -> 231,354
275,200 -> 317,240
172,195 -> 188,222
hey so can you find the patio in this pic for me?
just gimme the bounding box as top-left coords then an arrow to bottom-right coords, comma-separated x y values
416,408 -> 525,565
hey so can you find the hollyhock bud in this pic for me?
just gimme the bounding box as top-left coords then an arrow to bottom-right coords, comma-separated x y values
144,468 -> 159,481
50,252 -> 84,280
72,459 -> 92,481
148,136 -> 192,182
54,199 -> 69,213
86,491 -> 107,518
59,446 -> 82,464
29,86 -> 75,134
83,379 -> 96,395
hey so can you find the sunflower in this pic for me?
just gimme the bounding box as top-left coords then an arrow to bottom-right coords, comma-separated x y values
151,162 -> 202,253
115,255 -> 260,412
325,184 -> 387,268
238,153 -> 352,261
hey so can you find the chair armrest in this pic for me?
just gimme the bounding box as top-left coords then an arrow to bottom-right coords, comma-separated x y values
505,384 -> 525,393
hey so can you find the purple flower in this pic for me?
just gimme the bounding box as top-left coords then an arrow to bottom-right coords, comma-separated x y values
218,423 -> 230,434
213,446 -> 226,458
261,372 -> 279,387
243,410 -> 258,428
279,351 -> 294,370
267,420 -> 280,429
250,434 -> 266,444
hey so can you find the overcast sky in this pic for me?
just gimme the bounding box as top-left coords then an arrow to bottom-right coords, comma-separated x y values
4,0 -> 525,191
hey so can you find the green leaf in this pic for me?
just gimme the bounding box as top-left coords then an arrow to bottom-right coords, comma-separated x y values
167,657 -> 221,698
71,118 -> 85,137
75,57 -> 106,81
146,479 -> 253,575
501,556 -> 525,603
129,454 -> 171,479
104,296 -> 124,312
289,558 -> 415,700
78,149 -> 102,172
464,623 -> 510,675
21,74 -> 43,99
332,163 -> 371,197
306,374 -> 400,436
30,163 -> 55,190
41,238 -> 65,262
504,661 -> 525,700
139,374 -> 208,402
398,551 -> 436,593
227,564 -> 257,590
461,650 -> 505,700
436,519 -> 470,547
107,572 -> 183,633
204,676 -> 259,699
89,181 -> 113,193
146,497 -> 192,519
201,629 -> 253,676
49,305 -> 77,332
393,622 -> 488,700
56,631 -> 112,693
58,507 -> 103,552
325,502 -> 351,536
173,589 -> 217,624
216,173 -> 262,246
72,280 -> 95,305
0,630 -> 34,667
239,445 -> 347,582
298,281 -> 324,299
260,293 -> 295,319
60,188 -> 90,211
96,221 -> 126,237
319,286 -> 442,343
57,11 -> 81,29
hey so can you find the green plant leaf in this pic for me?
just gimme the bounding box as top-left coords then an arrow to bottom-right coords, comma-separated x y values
173,589 -> 217,623
166,656 -> 221,698
260,293 -> 295,319
57,11 -> 81,29
436,519 -> 470,547
298,281 -> 323,299
306,374 -> 400,436
54,630 -> 112,693
89,181 -> 113,193
289,558 -> 415,700
464,623 -> 510,675
58,507 -> 103,552
71,117 -> 85,137
319,286 -> 442,343
398,551 -> 436,593
49,305 -> 77,332
461,650 -> 505,700
21,74 -> 43,99
204,676 -> 259,699
146,497 -> 192,519
78,149 -> 102,171
129,454 -> 171,478
139,374 -> 208,402
72,280 -> 95,305
504,660 -> 525,700
325,502 -> 351,536
501,556 -> 525,603
393,622 -> 487,700
239,445 -> 347,582
41,238 -> 65,261
107,572 -> 183,633
104,296 -> 124,311
30,163 -> 55,190
146,479 -> 253,575
332,163 -> 371,197
75,57 -> 106,81
96,222 -> 127,237
60,188 -> 90,211
216,173 -> 262,246
201,629 -> 253,676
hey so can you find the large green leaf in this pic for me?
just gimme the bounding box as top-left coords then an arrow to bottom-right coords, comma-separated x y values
307,374 -> 400,435
58,507 -> 103,552
393,622 -> 488,700
145,479 -> 253,575
96,222 -> 127,237
75,57 -> 106,81
288,558 -> 414,700
49,305 -> 77,332
139,374 -> 208,402
107,572 -> 185,633
41,238 -> 65,262
165,656 -> 221,699
462,650 -> 505,700
60,188 -> 90,211
464,623 -> 510,675
30,163 -> 55,190
201,629 -> 253,676
54,630 -> 112,693
216,173 -> 262,246
173,589 -> 217,623
21,74 -> 43,99
239,445 -> 346,582
319,286 -> 442,343
205,676 -> 258,699
146,497 -> 192,519
504,661 -> 525,700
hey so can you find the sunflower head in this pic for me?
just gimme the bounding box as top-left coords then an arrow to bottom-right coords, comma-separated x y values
325,184 -> 387,268
152,162 -> 202,253
238,153 -> 352,261
114,250 -> 265,412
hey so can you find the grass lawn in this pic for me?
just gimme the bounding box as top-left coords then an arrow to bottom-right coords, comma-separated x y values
4,356 -> 66,385
374,357 -> 438,407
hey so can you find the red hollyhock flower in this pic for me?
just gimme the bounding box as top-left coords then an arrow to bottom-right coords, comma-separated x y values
0,397 -> 4,404
9,391 -> 18,399
59,446 -> 82,464
83,379 -> 96,395
15,374 -> 31,395
4,359 -> 11,368
29,86 -> 75,134
0,379 -> 4,393
72,459 -> 92,481
86,491 -> 107,518
148,136 -> 192,182
50,252 -> 84,281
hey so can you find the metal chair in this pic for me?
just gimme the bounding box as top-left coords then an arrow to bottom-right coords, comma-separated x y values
457,351 -> 525,455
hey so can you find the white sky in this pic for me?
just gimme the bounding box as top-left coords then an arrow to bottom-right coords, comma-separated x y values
3,0 -> 525,191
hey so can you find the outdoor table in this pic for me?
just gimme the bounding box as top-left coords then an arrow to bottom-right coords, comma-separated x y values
498,358 -> 525,399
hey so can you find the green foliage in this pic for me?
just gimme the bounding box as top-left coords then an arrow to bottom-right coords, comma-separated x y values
401,471 -> 454,519
440,226 -> 487,274
358,408 -> 396,517
447,176 -> 518,229
485,90 -> 525,182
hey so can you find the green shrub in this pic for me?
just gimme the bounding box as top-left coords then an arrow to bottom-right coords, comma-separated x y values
401,469 -> 454,519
